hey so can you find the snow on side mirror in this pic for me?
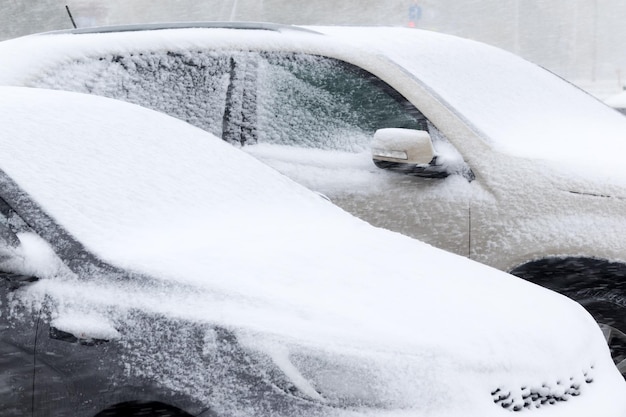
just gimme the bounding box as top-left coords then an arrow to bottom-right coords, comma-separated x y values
372,128 -> 435,166
371,128 -> 448,179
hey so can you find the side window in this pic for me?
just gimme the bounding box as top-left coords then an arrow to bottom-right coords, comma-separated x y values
0,200 -> 24,265
255,53 -> 426,152
0,198 -> 29,237
0,214 -> 14,263
30,51 -> 232,137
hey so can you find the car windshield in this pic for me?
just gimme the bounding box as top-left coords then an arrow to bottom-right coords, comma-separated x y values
320,27 -> 626,178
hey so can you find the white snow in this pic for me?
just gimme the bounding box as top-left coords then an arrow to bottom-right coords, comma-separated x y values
50,312 -> 120,341
3,27 -> 626,190
316,27 -> 626,184
605,90 -> 626,108
242,144 -> 386,195
1,86 -> 625,416
0,232 -> 69,280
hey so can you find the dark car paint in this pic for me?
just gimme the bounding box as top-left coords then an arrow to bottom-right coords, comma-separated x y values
0,277 -> 37,417
0,166 -> 326,416
0,169 -> 205,416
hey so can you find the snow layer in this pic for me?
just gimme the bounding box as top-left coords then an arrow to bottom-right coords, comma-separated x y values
1,86 -> 625,416
316,27 -> 626,185
605,90 -> 626,108
2,26 -> 626,189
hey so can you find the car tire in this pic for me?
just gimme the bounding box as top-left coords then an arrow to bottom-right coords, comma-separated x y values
583,300 -> 626,376
510,257 -> 626,377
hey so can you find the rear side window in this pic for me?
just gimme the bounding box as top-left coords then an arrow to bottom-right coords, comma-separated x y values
30,51 -> 231,137
255,53 -> 426,152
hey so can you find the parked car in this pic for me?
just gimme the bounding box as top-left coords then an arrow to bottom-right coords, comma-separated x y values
5,86 -> 626,416
2,23 -> 626,374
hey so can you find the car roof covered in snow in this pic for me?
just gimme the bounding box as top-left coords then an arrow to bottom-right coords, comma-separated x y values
42,20 -> 321,35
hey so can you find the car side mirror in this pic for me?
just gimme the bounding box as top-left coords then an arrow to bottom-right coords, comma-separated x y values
371,128 -> 448,178
372,128 -> 434,165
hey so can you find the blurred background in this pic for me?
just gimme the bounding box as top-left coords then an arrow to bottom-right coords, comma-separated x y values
1,0 -> 625,97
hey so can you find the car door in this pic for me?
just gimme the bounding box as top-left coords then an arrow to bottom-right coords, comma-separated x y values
32,308 -> 123,417
0,210 -> 39,417
240,52 -> 473,256
0,274 -> 39,417
0,195 -> 119,417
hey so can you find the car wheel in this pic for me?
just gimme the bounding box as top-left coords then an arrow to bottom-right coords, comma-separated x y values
510,257 -> 626,377
583,301 -> 626,375
539,282 -> 626,376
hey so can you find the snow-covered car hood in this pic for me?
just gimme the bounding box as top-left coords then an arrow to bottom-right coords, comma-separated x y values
1,87 -> 625,416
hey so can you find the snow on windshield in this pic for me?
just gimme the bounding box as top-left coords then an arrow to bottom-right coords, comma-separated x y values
2,86 -> 624,415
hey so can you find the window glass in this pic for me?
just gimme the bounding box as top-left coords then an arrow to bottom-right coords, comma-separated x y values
256,53 -> 426,152
31,51 -> 232,137
0,198 -> 29,237
0,201 -> 18,263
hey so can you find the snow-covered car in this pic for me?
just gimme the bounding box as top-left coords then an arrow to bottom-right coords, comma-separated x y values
3,87 -> 626,417
2,23 -> 626,374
